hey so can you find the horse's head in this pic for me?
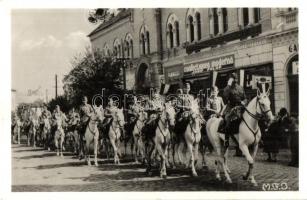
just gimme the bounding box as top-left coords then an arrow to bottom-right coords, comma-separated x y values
190,98 -> 202,123
164,102 -> 176,126
91,105 -> 104,123
114,107 -> 125,128
256,85 -> 274,122
139,108 -> 148,122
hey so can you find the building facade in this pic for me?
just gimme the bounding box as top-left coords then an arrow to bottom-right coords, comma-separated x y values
88,8 -> 298,115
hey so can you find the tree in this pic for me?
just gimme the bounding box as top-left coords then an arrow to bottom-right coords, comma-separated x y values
47,95 -> 71,113
87,8 -> 127,24
63,48 -> 124,108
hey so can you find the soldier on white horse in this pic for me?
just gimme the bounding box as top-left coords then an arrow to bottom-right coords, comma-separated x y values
78,96 -> 94,159
66,108 -> 80,155
52,105 -> 67,157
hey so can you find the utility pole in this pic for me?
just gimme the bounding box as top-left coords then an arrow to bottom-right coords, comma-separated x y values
55,74 -> 58,98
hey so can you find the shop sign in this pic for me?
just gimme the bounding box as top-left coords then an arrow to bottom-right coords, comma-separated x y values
184,54 -> 234,76
251,75 -> 272,89
165,66 -> 183,83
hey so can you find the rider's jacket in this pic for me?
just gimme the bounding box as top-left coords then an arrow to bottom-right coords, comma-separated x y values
68,111 -> 80,126
150,95 -> 164,112
104,104 -> 117,118
52,110 -> 67,128
223,83 -> 246,108
177,93 -> 194,111
129,102 -> 142,118
79,103 -> 93,124
206,95 -> 224,115
41,109 -> 52,119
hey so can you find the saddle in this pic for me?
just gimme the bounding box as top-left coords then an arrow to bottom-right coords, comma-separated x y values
217,106 -> 244,135
174,111 -> 190,137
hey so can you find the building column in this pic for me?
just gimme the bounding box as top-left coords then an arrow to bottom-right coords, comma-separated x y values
194,21 -> 198,41
248,8 -> 255,25
217,8 -> 224,35
209,10 -> 214,36
238,8 -> 244,28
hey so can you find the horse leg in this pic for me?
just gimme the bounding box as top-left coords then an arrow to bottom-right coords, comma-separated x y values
110,138 -> 118,164
17,129 -> 20,145
156,143 -> 167,179
146,142 -> 155,176
186,142 -> 197,177
94,136 -> 99,166
55,137 -> 59,156
224,147 -> 231,174
240,143 -> 257,186
133,136 -> 139,164
220,146 -> 232,183
60,134 -> 64,157
177,142 -> 184,166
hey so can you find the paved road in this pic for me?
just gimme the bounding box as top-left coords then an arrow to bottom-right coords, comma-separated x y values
12,143 -> 298,192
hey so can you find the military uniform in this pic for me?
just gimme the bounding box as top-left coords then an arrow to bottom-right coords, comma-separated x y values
79,103 -> 93,135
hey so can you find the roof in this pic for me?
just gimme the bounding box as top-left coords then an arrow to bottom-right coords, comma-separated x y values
88,9 -> 132,38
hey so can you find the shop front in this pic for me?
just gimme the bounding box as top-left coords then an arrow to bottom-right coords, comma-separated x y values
183,54 -> 235,96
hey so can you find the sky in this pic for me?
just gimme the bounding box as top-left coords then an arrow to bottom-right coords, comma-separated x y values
12,9 -> 98,103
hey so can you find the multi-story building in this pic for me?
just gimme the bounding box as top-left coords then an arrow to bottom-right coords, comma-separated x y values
88,8 -> 298,115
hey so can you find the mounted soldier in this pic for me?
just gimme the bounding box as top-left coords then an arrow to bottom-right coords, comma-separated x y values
101,98 -> 118,136
221,72 -> 247,151
78,96 -> 93,159
142,88 -> 164,139
174,82 -> 195,136
206,86 -> 225,118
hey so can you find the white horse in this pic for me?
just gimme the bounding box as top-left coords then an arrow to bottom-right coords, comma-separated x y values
206,86 -> 274,186
28,118 -> 39,147
132,109 -> 148,164
108,108 -> 125,164
41,117 -> 51,150
54,117 -> 65,157
12,117 -> 22,144
84,105 -> 104,166
176,99 -> 204,177
146,102 -> 176,178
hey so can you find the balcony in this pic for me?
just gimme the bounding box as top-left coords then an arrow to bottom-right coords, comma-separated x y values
185,23 -> 262,54
281,10 -> 298,30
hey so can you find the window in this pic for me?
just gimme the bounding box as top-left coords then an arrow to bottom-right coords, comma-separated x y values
254,8 -> 260,23
125,41 -> 130,58
175,21 -> 180,46
168,24 -> 174,48
213,8 -> 219,35
130,40 -> 133,58
196,12 -> 201,40
222,8 -> 228,32
146,31 -> 150,54
141,33 -> 145,55
188,15 -> 194,42
243,8 -> 249,27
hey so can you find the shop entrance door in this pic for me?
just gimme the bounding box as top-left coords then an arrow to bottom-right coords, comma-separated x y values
287,55 -> 299,116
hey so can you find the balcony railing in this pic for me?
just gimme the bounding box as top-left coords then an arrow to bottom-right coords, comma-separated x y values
279,9 -> 298,30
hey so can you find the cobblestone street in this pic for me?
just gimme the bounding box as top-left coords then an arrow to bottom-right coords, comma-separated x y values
12,142 -> 298,192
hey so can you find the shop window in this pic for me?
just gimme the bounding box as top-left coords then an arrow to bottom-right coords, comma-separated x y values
175,21 -> 180,46
287,55 -> 298,115
196,12 -> 201,40
244,65 -> 275,113
188,15 -> 194,42
130,40 -> 133,58
141,33 -> 145,55
213,8 -> 219,35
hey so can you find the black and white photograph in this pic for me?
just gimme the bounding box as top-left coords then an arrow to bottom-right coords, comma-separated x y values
7,6 -> 300,194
